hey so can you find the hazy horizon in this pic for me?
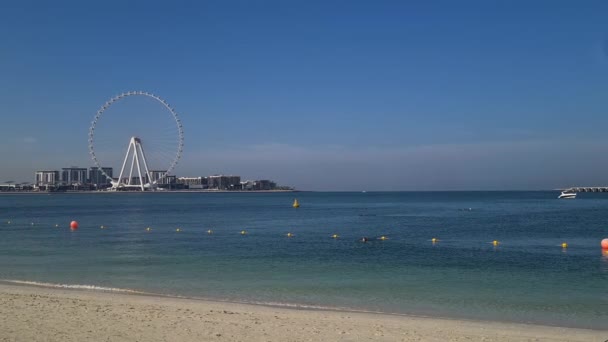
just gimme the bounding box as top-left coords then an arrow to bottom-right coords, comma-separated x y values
2,1 -> 608,191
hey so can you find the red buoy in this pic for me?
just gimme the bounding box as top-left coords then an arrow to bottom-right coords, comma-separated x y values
70,221 -> 79,230
601,238 -> 608,249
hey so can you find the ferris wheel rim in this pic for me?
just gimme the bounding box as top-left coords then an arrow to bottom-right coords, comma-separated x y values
88,91 -> 184,185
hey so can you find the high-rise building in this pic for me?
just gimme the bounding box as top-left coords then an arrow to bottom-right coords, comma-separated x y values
61,167 -> 88,185
89,167 -> 113,186
35,171 -> 60,186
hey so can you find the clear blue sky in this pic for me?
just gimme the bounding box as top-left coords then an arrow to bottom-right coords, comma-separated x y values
1,1 -> 608,190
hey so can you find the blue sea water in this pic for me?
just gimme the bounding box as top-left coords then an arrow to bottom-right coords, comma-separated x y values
0,191 -> 606,329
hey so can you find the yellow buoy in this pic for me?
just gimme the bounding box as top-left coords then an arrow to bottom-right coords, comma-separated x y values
431,238 -> 438,243
176,228 -> 181,232
379,236 -> 388,241
146,227 -> 151,232
561,242 -> 568,248
207,229 -> 213,234
492,240 -> 499,246
240,230 -> 247,235
331,234 -> 339,239
292,199 -> 300,208
286,232 -> 294,237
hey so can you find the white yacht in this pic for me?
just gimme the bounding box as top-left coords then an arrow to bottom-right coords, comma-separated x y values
558,191 -> 576,199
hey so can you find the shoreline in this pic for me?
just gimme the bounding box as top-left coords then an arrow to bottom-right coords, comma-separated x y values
1,279 -> 604,330
0,283 -> 604,342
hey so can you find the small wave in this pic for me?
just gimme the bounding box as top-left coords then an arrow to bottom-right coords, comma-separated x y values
0,279 -> 149,295
0,278 -> 392,315
224,298 -> 396,316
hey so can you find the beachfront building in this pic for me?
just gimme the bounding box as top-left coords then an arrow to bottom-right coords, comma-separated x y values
89,167 -> 113,188
0,183 -> 16,192
177,177 -> 208,189
207,175 -> 241,190
35,170 -> 60,187
255,180 -> 276,190
0,182 -> 33,192
61,167 -> 88,186
148,170 -> 168,185
241,179 -> 277,191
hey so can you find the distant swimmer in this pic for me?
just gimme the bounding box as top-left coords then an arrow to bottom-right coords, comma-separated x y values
360,237 -> 370,243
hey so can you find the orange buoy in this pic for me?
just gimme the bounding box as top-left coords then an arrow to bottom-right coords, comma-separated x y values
601,238 -> 608,249
70,221 -> 79,230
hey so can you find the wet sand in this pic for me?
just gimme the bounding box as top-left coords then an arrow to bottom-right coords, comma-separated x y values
0,284 -> 604,342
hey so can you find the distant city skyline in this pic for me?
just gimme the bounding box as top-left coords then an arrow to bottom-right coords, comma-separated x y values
1,1 -> 608,190
27,165 -> 285,192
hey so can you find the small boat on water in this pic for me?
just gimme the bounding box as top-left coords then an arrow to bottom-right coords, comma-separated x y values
558,191 -> 576,199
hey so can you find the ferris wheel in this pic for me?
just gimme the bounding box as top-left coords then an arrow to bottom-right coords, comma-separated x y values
88,91 -> 184,190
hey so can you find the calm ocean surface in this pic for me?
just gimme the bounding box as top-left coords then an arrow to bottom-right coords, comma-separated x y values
0,191 -> 606,329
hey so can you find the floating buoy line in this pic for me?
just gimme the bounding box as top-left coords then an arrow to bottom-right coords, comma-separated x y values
3,219 -> 605,253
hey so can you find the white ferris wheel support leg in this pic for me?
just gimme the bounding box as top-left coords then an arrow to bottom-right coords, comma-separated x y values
117,137 -> 136,189
133,142 -> 145,191
136,139 -> 154,189
128,148 -> 136,186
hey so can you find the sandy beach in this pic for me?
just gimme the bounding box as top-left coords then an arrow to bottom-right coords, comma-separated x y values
0,284 -> 604,342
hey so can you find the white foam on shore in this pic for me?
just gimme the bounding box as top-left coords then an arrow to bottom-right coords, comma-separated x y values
0,279 -> 150,295
0,278 -> 376,314
235,299 -> 377,314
